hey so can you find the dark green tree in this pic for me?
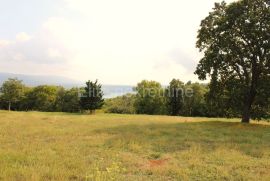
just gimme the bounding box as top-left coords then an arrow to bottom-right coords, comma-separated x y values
0,78 -> 26,111
80,80 -> 104,114
195,0 -> 270,123
182,82 -> 208,117
166,79 -> 184,116
61,88 -> 81,113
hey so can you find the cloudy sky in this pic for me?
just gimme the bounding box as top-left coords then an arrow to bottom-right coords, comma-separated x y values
0,0 -> 235,85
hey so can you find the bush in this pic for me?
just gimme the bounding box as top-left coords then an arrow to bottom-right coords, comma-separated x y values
104,94 -> 136,114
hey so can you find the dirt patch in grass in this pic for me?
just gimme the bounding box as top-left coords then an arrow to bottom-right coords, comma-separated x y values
148,158 -> 170,168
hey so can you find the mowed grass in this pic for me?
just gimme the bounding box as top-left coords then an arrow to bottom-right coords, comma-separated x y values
0,111 -> 270,181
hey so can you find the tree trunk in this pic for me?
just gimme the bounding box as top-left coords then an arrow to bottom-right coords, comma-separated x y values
242,104 -> 251,123
8,102 -> 11,111
241,84 -> 256,123
241,60 -> 259,124
89,109 -> 95,115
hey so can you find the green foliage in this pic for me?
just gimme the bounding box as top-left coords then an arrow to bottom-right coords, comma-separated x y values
104,94 -> 136,114
251,75 -> 270,120
0,78 -> 105,113
134,80 -> 166,115
17,86 -> 34,111
27,85 -> 59,112
0,78 -> 26,111
80,80 -> 104,113
165,79 -> 184,116
53,87 -> 81,113
195,0 -> 270,122
54,86 -> 66,112
182,82 -> 208,117
61,88 -> 81,113
205,77 -> 244,118
107,80 -> 209,117
2,76 -> 266,120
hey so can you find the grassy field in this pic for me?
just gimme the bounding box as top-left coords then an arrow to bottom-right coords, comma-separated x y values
0,111 -> 269,181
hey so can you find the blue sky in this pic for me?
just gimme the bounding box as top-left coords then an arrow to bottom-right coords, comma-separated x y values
0,0 -> 235,85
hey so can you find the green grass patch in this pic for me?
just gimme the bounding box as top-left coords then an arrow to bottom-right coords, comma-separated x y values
0,111 -> 269,180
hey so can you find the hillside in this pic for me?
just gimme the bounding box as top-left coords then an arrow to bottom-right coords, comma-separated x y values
0,72 -> 80,88
0,72 -> 134,98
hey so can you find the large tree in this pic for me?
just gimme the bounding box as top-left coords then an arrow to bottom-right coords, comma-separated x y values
0,78 -> 25,111
195,0 -> 270,123
80,80 -> 104,114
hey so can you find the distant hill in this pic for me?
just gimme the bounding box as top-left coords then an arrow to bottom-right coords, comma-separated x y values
0,72 -> 81,88
0,72 -> 134,98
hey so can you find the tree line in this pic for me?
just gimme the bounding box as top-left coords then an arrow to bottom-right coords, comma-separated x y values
105,79 -> 269,119
0,78 -> 269,120
0,78 -> 103,113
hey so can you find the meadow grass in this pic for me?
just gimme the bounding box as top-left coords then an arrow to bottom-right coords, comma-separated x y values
0,111 -> 269,180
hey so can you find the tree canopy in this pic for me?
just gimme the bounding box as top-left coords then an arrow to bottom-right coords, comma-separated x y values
0,78 -> 25,111
166,79 -> 184,116
134,80 -> 166,115
80,80 -> 104,114
195,0 -> 270,123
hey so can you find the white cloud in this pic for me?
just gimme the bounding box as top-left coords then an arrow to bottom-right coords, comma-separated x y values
48,48 -> 63,58
0,40 -> 11,48
16,32 -> 32,42
0,27 -> 73,76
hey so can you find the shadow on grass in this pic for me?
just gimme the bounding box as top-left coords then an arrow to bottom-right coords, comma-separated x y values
95,121 -> 270,158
